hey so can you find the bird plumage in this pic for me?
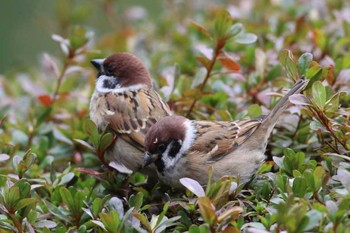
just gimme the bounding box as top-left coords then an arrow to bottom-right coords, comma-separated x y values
89,52 -> 171,172
144,78 -> 307,186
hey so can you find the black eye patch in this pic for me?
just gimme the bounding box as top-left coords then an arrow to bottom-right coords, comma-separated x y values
102,78 -> 118,89
168,140 -> 182,158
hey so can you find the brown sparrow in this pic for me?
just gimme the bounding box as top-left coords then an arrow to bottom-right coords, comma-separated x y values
89,52 -> 172,172
143,78 -> 307,187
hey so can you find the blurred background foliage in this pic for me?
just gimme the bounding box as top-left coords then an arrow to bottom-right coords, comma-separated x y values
0,0 -> 349,232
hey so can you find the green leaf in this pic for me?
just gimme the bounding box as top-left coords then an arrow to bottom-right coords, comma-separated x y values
83,119 -> 99,148
313,166 -> 326,191
129,192 -> 144,210
247,104 -> 262,118
44,200 -> 70,223
279,50 -> 298,81
157,202 -> 169,226
4,186 -> 20,210
292,177 -> 307,197
16,180 -> 31,198
213,11 -> 233,40
189,224 -> 211,233
298,53 -> 313,75
92,195 -> 110,218
99,132 -> 114,151
191,20 -> 212,39
14,198 -> 37,211
296,216 -> 310,232
276,175 -> 289,193
68,26 -> 89,50
312,81 -> 326,109
198,196 -> 217,226
100,210 -> 120,233
229,23 -> 243,37
305,64 -> 322,88
304,170 -> 315,191
134,213 -> 151,231
59,187 -> 75,213
325,92 -> 343,113
73,190 -> 86,215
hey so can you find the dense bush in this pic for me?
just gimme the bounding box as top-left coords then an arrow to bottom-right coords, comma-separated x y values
0,1 -> 349,232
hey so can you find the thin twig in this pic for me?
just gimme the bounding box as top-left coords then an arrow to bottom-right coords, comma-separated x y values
186,44 -> 222,118
52,61 -> 69,105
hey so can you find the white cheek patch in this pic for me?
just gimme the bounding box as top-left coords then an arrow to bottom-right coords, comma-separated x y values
95,75 -> 146,93
180,120 -> 196,155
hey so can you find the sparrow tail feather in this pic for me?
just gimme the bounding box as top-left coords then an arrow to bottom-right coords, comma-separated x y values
263,77 -> 307,127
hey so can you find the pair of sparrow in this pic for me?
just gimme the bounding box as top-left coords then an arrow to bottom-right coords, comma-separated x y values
90,53 -> 307,187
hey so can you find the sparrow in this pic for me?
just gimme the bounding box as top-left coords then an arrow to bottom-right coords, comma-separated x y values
89,52 -> 172,173
143,78 -> 307,187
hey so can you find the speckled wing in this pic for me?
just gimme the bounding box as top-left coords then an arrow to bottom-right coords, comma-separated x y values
191,118 -> 264,160
104,88 -> 171,151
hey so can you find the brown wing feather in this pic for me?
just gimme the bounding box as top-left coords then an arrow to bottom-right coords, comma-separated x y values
105,88 -> 171,151
191,118 -> 263,160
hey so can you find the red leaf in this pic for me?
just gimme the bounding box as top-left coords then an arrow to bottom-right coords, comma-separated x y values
38,95 -> 53,106
218,53 -> 240,71
325,65 -> 335,85
75,167 -> 104,180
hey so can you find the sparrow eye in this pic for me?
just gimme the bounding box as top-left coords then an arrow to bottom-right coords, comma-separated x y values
158,144 -> 166,153
104,66 -> 114,76
106,69 -> 113,76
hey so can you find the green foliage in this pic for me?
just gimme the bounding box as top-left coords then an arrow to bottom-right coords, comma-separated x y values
0,1 -> 349,232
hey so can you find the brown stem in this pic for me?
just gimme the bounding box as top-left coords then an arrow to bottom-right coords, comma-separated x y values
26,127 -> 34,151
186,43 -> 222,118
8,213 -> 23,233
291,115 -> 303,140
311,107 -> 348,151
52,60 -> 69,105
313,191 -> 325,205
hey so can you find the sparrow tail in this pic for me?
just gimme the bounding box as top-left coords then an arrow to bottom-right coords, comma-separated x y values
262,77 -> 307,131
239,77 -> 308,153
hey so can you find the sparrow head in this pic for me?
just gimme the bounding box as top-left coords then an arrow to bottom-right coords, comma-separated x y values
91,52 -> 152,91
143,116 -> 196,173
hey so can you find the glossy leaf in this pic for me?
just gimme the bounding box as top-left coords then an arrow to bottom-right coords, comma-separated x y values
247,104 -> 262,118
279,50 -> 298,81
180,177 -> 205,197
38,95 -> 53,107
292,177 -> 307,197
298,53 -> 313,75
218,52 -> 240,71
100,210 -> 120,233
234,32 -> 257,44
312,81 -> 326,109
198,196 -> 217,225
191,20 -> 212,39
99,132 -> 114,151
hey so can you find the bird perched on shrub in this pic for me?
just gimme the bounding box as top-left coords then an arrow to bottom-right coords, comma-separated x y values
90,52 -> 171,173
143,78 -> 307,187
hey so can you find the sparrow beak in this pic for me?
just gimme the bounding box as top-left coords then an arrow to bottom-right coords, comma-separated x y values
143,151 -> 156,167
90,59 -> 105,72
